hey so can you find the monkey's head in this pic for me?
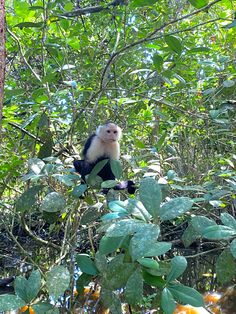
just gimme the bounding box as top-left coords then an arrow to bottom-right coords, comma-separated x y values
96,123 -> 122,143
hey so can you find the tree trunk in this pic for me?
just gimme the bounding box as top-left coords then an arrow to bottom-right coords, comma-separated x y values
0,0 -> 6,131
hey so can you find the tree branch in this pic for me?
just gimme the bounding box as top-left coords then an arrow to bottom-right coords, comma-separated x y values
100,0 -> 222,88
58,0 -> 127,17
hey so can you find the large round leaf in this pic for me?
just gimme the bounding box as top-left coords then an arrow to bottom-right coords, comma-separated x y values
40,192 -> 66,212
159,197 -> 193,221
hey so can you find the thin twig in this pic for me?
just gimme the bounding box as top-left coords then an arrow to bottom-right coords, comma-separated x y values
7,28 -> 42,82
100,0 -> 222,88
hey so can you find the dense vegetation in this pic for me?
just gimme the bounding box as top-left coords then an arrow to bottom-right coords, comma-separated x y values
0,0 -> 235,313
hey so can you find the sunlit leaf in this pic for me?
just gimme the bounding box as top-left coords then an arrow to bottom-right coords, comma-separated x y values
203,225 -> 236,240
188,0 -> 208,8
0,294 -> 25,311
40,192 -> 66,212
159,197 -> 193,221
46,266 -> 70,299
139,178 -> 162,220
221,213 -> 236,231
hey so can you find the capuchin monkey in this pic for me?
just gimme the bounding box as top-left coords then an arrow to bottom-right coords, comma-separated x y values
73,123 -> 135,194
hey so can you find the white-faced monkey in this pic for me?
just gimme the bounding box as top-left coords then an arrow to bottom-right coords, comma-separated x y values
73,123 -> 135,194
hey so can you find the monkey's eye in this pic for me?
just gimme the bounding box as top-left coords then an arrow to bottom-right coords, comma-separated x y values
114,131 -> 117,134
107,130 -> 110,133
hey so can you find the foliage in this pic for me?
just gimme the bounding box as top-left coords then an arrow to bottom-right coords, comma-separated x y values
1,0 -> 236,312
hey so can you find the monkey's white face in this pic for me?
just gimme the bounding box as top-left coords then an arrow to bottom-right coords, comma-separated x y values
97,123 -> 122,143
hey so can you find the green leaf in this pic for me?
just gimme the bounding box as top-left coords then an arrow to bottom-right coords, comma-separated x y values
26,270 -> 41,301
4,88 -> 25,97
105,219 -> 147,237
76,254 -> 98,275
125,199 -> 151,221
101,180 -> 117,188
191,216 -> 217,235
165,36 -> 182,54
110,159 -> 122,179
181,224 -> 199,247
161,288 -> 176,314
0,294 -> 25,311
40,192 -> 66,213
99,236 -> 125,255
137,258 -> 159,270
101,212 -> 127,221
102,255 -> 135,290
80,206 -> 101,224
131,0 -> 159,7
87,159 -> 108,185
153,54 -> 163,72
14,271 -> 41,304
28,158 -> 45,174
72,184 -> 87,198
38,136 -> 54,159
15,185 -> 42,212
142,271 -> 165,288
167,256 -> 187,282
144,242 -> 172,257
139,178 -> 162,220
188,47 -> 211,53
76,273 -> 93,294
222,80 -> 235,88
221,213 -> 236,230
230,239 -> 236,259
168,284 -> 204,307
46,266 -> 70,299
188,0 -> 208,8
101,289 -> 122,314
129,224 -> 160,260
203,225 -> 236,239
155,131 -> 167,151
95,252 -> 107,273
109,201 -> 128,213
32,303 -> 54,314
216,249 -> 236,284
159,197 -> 193,221
125,269 -> 143,305
14,22 -> 44,28
14,276 -> 28,302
